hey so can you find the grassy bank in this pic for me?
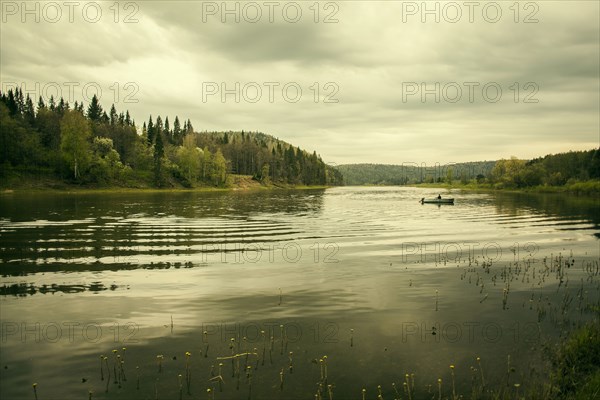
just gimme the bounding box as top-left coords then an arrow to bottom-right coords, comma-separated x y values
547,321 -> 600,399
0,172 -> 330,195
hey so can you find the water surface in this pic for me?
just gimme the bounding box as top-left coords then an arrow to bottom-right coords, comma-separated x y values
1,187 -> 598,399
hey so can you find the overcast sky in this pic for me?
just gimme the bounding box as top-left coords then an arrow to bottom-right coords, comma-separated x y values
1,1 -> 598,165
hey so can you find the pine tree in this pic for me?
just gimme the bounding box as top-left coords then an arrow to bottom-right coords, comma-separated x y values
24,95 -> 35,126
6,90 -> 18,115
153,131 -> 165,186
15,88 -> 24,116
109,104 -> 118,125
147,116 -> 155,145
155,116 -> 163,137
164,116 -> 171,142
37,96 -> 46,111
87,95 -> 103,122
173,116 -> 182,144
125,110 -> 132,126
57,97 -> 67,115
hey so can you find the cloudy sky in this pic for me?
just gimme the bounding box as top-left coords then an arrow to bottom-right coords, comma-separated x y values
1,1 -> 598,165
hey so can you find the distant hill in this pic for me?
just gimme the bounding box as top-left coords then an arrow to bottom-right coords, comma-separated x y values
337,161 -> 496,185
193,130 -> 344,186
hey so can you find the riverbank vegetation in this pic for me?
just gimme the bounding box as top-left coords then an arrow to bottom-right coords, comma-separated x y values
0,88 -> 343,190
339,150 -> 600,195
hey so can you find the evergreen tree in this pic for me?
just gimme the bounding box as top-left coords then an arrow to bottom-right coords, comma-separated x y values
24,95 -> 35,126
37,96 -> 46,111
87,95 -> 103,122
15,88 -> 24,116
125,111 -> 132,126
6,90 -> 18,115
173,116 -> 182,144
153,132 -> 164,186
147,116 -> 155,145
164,116 -> 171,142
57,97 -> 67,115
109,104 -> 118,125
155,116 -> 163,137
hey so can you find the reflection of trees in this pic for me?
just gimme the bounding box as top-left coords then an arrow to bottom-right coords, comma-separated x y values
492,191 -> 600,227
0,190 -> 326,221
0,191 -> 328,276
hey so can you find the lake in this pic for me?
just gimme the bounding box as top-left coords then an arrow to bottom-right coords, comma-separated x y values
1,187 -> 598,399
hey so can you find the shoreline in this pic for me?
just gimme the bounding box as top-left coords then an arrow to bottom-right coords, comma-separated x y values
0,185 -> 331,195
0,173 -> 331,195
353,181 -> 600,196
411,181 -> 600,196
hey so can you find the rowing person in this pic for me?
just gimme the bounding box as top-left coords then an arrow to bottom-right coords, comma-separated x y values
437,194 -> 442,199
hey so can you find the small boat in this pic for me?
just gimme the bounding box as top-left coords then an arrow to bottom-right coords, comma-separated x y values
420,197 -> 454,204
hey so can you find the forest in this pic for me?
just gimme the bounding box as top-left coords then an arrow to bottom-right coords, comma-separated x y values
338,161 -> 496,185
0,88 -> 343,189
339,151 -> 600,193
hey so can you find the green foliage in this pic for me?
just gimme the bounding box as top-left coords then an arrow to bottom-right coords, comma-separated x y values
60,109 -> 91,179
86,95 -> 103,122
211,149 -> 227,186
260,163 -> 271,185
88,137 -> 130,184
337,162 -> 495,185
548,322 -> 600,399
0,102 -> 44,168
153,131 -> 165,187
490,150 -> 600,190
0,88 -> 343,189
175,135 -> 201,185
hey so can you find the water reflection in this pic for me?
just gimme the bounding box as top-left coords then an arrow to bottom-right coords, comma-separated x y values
0,187 -> 598,399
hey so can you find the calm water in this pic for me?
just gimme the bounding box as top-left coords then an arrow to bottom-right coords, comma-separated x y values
1,187 -> 598,399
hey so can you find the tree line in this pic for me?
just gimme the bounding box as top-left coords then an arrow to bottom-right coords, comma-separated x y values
0,88 -> 343,188
337,161 -> 496,185
489,151 -> 600,189
338,151 -> 599,191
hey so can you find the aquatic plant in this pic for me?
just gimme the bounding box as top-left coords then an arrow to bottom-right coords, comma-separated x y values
156,354 -> 164,373
477,356 -> 485,389
185,351 -> 192,394
450,365 -> 456,400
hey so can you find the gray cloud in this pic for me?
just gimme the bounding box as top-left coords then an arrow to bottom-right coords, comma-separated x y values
0,0 -> 597,165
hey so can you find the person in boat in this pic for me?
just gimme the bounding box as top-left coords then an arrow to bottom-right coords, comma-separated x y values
437,194 -> 442,199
